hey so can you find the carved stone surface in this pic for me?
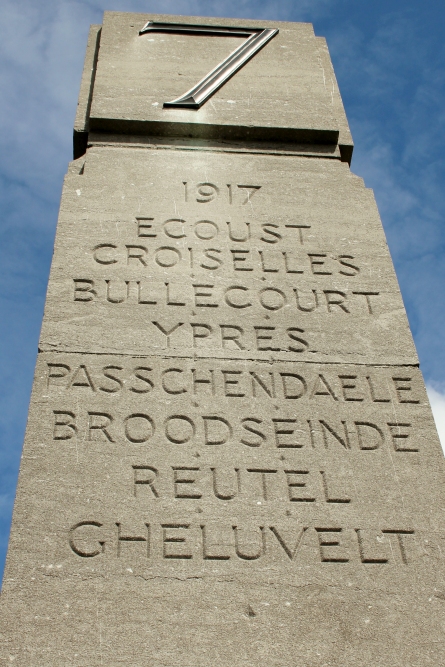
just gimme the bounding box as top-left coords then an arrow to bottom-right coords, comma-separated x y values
89,13 -> 350,149
40,147 -> 416,365
1,11 -> 444,667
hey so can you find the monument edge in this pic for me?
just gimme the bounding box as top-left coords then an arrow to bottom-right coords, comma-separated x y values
73,24 -> 102,160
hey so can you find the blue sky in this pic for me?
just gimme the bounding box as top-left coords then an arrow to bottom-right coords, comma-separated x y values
0,0 -> 444,577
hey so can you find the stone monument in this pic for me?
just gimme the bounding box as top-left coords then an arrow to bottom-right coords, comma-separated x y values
1,12 -> 444,666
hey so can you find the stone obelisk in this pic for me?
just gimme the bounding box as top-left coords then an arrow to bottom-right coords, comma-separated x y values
1,12 -> 444,666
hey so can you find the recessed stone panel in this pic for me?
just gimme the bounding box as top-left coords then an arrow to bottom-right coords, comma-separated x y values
40,147 -> 416,364
0,353 -> 444,665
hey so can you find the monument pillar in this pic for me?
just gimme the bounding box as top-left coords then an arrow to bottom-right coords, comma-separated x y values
1,12 -> 444,666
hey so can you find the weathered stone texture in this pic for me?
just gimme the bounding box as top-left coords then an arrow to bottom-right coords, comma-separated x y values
89,13 -> 350,146
73,24 -> 101,159
1,11 -> 444,667
40,147 -> 416,364
1,352 -> 444,664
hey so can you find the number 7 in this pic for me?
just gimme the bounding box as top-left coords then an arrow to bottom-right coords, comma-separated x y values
139,21 -> 278,109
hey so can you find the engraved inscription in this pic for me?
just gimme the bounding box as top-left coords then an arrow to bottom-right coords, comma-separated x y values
46,360 -> 422,405
73,278 -> 376,314
184,182 -> 262,205
53,410 -> 418,453
130,465 -> 351,503
68,522 -> 415,565
138,23 -> 278,109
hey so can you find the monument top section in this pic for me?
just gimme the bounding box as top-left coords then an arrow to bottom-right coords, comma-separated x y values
75,12 -> 353,162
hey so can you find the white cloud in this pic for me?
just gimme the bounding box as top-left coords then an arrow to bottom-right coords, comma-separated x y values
426,385 -> 445,452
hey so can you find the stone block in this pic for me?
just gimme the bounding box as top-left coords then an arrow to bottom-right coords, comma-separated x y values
39,146 -> 416,365
0,353 -> 444,665
89,13 -> 346,146
1,11 -> 443,667
316,36 -> 354,163
73,24 -> 101,159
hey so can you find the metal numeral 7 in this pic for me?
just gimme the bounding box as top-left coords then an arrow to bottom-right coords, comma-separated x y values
139,21 -> 278,109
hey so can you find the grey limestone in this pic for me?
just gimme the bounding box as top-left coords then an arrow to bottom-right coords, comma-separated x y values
39,146 -> 416,365
73,24 -> 101,160
1,11 -> 444,667
89,13 -> 349,150
315,36 -> 354,163
1,353 -> 444,665
88,132 -> 343,159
